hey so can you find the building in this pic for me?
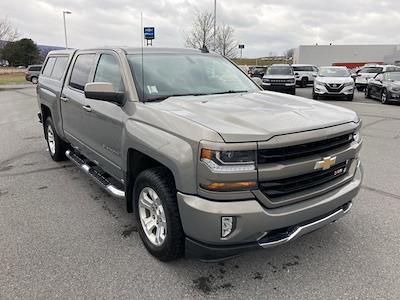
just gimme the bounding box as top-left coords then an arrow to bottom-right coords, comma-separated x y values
294,44 -> 400,68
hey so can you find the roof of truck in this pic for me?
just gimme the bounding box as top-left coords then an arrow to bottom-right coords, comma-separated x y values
47,47 -> 216,56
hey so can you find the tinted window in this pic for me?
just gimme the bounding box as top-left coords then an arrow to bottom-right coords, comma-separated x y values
42,57 -> 56,77
266,66 -> 293,75
318,67 -> 350,77
385,72 -> 400,81
29,66 -> 42,71
359,67 -> 383,73
69,54 -> 95,91
94,54 -> 123,91
293,66 -> 313,72
51,56 -> 69,80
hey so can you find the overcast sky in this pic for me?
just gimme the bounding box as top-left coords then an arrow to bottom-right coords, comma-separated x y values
1,0 -> 399,57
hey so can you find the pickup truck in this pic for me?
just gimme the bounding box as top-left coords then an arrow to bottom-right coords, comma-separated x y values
37,47 -> 363,261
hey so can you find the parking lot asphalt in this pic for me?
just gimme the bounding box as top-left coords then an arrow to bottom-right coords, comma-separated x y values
1,86 -> 399,299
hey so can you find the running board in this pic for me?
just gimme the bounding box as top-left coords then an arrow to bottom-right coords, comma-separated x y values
65,150 -> 125,199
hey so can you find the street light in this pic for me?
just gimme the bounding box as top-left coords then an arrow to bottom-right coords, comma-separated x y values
63,10 -> 72,49
213,0 -> 216,51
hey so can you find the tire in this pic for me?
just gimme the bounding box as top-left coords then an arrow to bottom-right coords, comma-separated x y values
45,117 -> 67,161
300,77 -> 308,88
312,89 -> 318,100
134,167 -> 184,261
346,94 -> 354,101
31,77 -> 38,84
365,87 -> 371,98
381,89 -> 390,104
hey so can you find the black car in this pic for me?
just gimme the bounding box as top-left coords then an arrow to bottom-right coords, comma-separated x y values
365,71 -> 400,104
249,66 -> 267,78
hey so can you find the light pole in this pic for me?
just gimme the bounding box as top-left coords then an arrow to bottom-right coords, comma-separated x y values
213,0 -> 216,51
63,11 -> 72,49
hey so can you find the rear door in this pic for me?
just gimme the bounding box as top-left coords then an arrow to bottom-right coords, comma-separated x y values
370,73 -> 383,98
61,52 -> 96,149
81,51 -> 126,179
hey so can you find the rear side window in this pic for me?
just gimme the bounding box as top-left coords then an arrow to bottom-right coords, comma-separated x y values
94,54 -> 124,91
51,57 -> 69,80
42,57 -> 56,77
29,66 -> 42,71
69,54 -> 95,91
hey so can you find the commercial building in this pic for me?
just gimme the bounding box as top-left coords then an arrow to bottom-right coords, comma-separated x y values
293,44 -> 400,68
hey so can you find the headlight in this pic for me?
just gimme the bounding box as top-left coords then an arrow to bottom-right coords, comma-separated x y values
315,79 -> 324,85
391,86 -> 400,92
200,149 -> 256,172
353,128 -> 361,143
344,81 -> 355,87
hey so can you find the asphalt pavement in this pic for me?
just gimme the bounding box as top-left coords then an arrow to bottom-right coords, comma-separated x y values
0,86 -> 399,299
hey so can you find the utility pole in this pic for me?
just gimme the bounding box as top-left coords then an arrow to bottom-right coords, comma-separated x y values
63,11 -> 72,49
213,0 -> 216,51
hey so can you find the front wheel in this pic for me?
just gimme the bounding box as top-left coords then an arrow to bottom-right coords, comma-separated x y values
300,77 -> 308,88
381,89 -> 390,104
346,94 -> 354,101
312,89 -> 318,100
356,86 -> 364,92
134,167 -> 184,261
45,117 -> 67,161
365,87 -> 371,98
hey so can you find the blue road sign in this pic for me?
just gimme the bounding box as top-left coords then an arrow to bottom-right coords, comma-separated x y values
144,27 -> 155,40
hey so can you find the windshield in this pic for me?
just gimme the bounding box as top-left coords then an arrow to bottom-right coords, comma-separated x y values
266,66 -> 293,75
385,72 -> 400,81
318,67 -> 350,77
127,53 -> 260,101
359,67 -> 383,73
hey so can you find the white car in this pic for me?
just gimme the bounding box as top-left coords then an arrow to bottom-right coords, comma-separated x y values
355,64 -> 400,91
292,64 -> 319,87
313,66 -> 355,101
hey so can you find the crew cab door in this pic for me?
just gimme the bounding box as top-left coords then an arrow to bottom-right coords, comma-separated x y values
81,51 -> 125,180
60,52 -> 96,149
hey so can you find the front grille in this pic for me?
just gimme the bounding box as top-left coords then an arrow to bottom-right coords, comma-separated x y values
324,83 -> 344,92
259,161 -> 349,198
269,79 -> 293,85
258,133 -> 353,164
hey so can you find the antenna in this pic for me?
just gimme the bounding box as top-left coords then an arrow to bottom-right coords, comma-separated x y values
141,12 -> 145,102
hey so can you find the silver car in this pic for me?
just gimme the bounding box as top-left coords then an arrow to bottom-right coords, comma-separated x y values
313,66 -> 355,101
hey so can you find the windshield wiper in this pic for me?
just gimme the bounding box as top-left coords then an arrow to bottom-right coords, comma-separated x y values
145,93 -> 208,102
206,90 -> 249,95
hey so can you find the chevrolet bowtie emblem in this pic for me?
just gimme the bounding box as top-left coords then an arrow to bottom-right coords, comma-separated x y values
314,156 -> 336,170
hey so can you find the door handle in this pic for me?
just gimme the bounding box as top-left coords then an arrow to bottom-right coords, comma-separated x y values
82,105 -> 92,112
60,96 -> 68,102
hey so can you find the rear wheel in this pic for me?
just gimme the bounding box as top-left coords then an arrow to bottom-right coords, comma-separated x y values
45,117 -> 67,161
365,86 -> 371,98
134,167 -> 184,261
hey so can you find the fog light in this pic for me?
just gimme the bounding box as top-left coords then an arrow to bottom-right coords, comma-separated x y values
221,216 -> 234,238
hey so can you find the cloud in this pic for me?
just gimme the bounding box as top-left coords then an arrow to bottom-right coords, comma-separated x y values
1,0 -> 400,57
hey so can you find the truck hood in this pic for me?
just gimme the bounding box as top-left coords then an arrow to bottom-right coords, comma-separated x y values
316,76 -> 353,84
153,91 -> 358,142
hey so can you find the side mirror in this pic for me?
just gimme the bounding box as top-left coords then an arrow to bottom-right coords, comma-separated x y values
351,74 -> 357,79
252,77 -> 263,86
84,82 -> 125,105
312,74 -> 317,78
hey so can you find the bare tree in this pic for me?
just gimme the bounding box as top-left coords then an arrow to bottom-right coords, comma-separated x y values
284,48 -> 295,59
215,24 -> 237,58
184,10 -> 214,50
0,17 -> 18,41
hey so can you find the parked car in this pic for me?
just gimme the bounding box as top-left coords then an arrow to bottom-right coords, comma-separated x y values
365,71 -> 400,104
292,64 -> 318,87
313,66 -> 355,101
249,66 -> 267,78
37,47 -> 362,261
355,64 -> 400,91
261,64 -> 296,94
25,64 -> 42,84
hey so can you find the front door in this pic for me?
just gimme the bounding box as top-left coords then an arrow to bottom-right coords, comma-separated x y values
81,52 -> 125,180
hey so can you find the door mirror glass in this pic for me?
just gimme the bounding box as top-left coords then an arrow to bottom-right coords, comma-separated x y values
84,82 -> 125,104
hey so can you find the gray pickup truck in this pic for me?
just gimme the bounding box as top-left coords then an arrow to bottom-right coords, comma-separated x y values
36,47 -> 363,261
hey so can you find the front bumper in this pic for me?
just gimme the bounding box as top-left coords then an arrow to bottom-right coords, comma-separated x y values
178,162 -> 363,260
262,84 -> 295,93
314,84 -> 354,96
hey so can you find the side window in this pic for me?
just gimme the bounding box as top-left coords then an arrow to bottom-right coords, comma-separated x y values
69,54 -> 95,91
42,57 -> 56,77
313,66 -> 319,72
30,66 -> 42,71
94,54 -> 124,91
306,66 -> 314,72
51,56 -> 69,80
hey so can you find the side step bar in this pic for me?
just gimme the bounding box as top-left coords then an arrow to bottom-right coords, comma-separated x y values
65,150 -> 125,199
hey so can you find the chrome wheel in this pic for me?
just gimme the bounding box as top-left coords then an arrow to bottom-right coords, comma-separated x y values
31,77 -> 38,84
381,90 -> 387,104
47,126 -> 56,155
138,187 -> 167,247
